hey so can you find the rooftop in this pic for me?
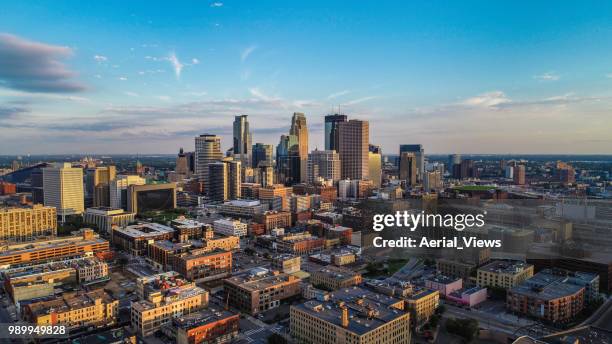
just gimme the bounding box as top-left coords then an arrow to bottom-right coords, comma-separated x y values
313,265 -> 360,280
510,269 -> 593,301
113,222 -> 174,238
172,306 -> 238,329
479,260 -> 533,275
224,269 -> 299,292
27,289 -> 114,316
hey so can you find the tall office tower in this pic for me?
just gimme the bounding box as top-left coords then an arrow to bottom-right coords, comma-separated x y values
399,152 -> 417,186
110,174 -> 146,209
252,143 -> 273,168
424,171 -> 443,192
505,166 -> 514,179
233,115 -> 252,167
258,162 -> 275,187
368,144 -> 382,188
43,163 -> 85,218
448,154 -> 462,174
514,165 -> 526,185
31,168 -> 45,204
338,120 -> 369,180
556,162 -> 575,185
324,114 -> 347,151
276,134 -> 300,185
226,160 -> 242,200
307,149 -> 341,184
454,159 -> 477,179
208,162 -> 228,202
290,112 -> 309,183
176,148 -> 190,176
184,151 -> 196,175
86,166 -> 116,207
195,134 -> 223,193
399,144 -> 424,181
208,159 -> 242,202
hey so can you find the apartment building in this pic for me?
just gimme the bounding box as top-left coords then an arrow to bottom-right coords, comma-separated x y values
477,260 -> 534,289
310,266 -> 362,291
0,204 -> 57,241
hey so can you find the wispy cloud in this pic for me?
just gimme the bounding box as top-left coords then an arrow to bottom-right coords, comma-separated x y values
0,33 -> 86,93
241,45 -> 257,62
167,52 -> 184,79
327,90 -> 350,99
343,96 -> 378,105
118,76 -> 128,81
93,55 -> 108,62
124,91 -> 139,97
210,2 -> 223,7
534,72 -> 560,81
461,91 -> 510,109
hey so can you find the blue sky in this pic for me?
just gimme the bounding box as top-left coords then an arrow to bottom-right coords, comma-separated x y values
1,1 -> 612,154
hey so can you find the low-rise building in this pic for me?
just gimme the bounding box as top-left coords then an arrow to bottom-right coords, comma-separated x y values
132,272 -> 209,337
255,211 -> 292,231
0,204 -> 57,241
173,249 -> 232,282
424,275 -> 463,297
24,289 -> 118,329
163,306 -> 239,344
405,288 -> 440,326
271,254 -> 301,274
0,229 -> 108,267
213,219 -> 247,237
84,207 -> 136,235
223,268 -> 301,315
112,222 -> 174,256
477,260 -> 534,289
217,199 -> 267,218
290,289 -> 410,344
310,265 -> 362,291
171,217 -> 206,241
446,287 -> 487,307
507,269 -> 589,322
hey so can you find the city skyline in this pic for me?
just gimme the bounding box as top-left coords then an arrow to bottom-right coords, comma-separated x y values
1,1 -> 612,154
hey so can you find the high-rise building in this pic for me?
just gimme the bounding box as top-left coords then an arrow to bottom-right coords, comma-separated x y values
176,147 -> 190,176
448,154 -> 462,174
399,152 -> 417,186
252,143 -> 273,168
399,144 -> 424,181
324,114 -> 347,152
257,162 -> 275,187
514,165 -> 526,185
276,134 -> 300,185
208,159 -> 242,202
43,163 -> 84,217
233,115 -> 252,167
110,174 -> 146,209
453,159 -> 477,179
0,204 -> 57,241
86,166 -> 116,207
368,144 -> 382,188
307,149 -> 341,184
424,170 -> 442,192
127,183 -> 177,215
338,120 -> 369,180
195,134 -> 223,193
290,112 -> 309,183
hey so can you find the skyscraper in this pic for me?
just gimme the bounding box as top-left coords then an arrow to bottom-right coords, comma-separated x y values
448,154 -> 462,174
514,165 -> 526,185
307,149 -> 341,184
195,134 -> 222,193
368,144 -> 382,188
43,163 -> 84,218
233,115 -> 252,167
338,120 -> 369,180
399,144 -> 424,182
252,143 -> 273,168
176,148 -> 190,176
110,174 -> 146,210
399,152 -> 417,186
276,134 -> 300,185
324,114 -> 347,152
290,112 -> 309,183
208,159 -> 242,202
86,166 -> 116,207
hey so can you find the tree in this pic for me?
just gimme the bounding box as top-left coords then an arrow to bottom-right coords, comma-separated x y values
267,333 -> 287,344
446,318 -> 479,342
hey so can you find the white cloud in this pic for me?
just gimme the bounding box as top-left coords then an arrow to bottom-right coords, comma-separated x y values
93,55 -> 107,62
168,52 -> 184,79
118,76 -> 128,81
343,96 -> 378,105
534,72 -> 560,81
461,91 -> 510,108
241,45 -> 257,62
124,91 -> 139,97
327,90 -> 350,99
157,95 -> 171,101
210,2 -> 223,7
